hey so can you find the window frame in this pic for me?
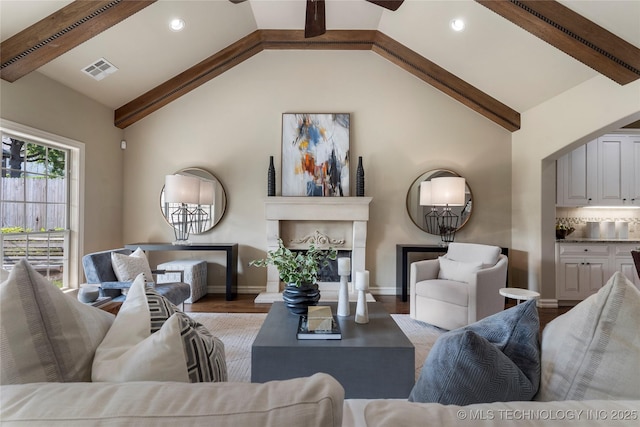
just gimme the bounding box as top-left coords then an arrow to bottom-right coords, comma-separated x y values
1,119 -> 84,289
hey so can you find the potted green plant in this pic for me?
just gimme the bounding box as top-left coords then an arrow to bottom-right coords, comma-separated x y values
555,222 -> 575,239
250,238 -> 337,314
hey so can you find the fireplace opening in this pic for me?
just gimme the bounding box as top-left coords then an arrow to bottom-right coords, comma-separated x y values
291,249 -> 351,282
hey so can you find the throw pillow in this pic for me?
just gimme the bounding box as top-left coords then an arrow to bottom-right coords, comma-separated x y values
409,299 -> 540,405
92,274 -> 227,383
111,247 -> 154,283
437,256 -> 483,283
0,259 -> 115,384
446,243 -> 501,266
536,271 -> 640,401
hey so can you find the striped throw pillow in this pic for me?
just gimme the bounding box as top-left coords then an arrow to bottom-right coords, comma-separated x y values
0,259 -> 114,384
536,271 -> 640,401
92,274 -> 226,383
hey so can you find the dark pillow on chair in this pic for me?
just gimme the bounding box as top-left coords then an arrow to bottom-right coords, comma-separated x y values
409,299 -> 540,405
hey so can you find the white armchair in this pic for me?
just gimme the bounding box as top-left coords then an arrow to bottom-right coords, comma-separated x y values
409,242 -> 508,330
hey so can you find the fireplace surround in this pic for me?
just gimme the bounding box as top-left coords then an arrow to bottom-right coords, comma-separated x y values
255,197 -> 372,303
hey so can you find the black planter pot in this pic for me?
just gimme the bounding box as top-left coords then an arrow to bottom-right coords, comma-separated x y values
282,283 -> 320,315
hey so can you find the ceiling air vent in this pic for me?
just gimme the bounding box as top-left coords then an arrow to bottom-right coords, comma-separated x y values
81,58 -> 118,81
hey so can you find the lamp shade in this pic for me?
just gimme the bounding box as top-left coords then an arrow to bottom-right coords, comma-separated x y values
431,177 -> 466,206
198,180 -> 215,205
164,174 -> 200,204
419,181 -> 432,205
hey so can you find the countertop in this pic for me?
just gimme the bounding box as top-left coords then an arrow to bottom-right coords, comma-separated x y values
557,238 -> 640,244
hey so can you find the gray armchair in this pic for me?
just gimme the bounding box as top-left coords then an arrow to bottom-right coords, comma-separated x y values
409,242 -> 508,330
82,248 -> 190,306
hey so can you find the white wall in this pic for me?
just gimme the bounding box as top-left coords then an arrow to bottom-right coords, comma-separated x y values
512,75 -> 640,304
122,50 -> 512,294
1,72 -> 125,282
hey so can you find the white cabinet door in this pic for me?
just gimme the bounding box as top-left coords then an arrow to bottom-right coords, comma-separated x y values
581,258 -> 610,296
557,258 -> 582,299
615,259 -> 640,289
613,245 -> 640,289
557,140 -> 597,206
556,257 -> 610,300
557,134 -> 640,207
598,135 -> 625,205
627,135 -> 640,206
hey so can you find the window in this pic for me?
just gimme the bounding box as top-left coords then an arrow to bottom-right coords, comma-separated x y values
1,120 -> 83,288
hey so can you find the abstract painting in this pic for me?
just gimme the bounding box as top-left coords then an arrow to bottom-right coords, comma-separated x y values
281,113 -> 350,196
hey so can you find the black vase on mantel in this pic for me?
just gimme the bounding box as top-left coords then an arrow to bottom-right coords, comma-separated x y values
282,283 -> 320,315
356,156 -> 365,197
267,156 -> 276,196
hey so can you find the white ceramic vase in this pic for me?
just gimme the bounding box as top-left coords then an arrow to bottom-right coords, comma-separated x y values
355,270 -> 369,324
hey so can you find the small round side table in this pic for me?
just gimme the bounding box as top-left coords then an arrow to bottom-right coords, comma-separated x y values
499,287 -> 540,305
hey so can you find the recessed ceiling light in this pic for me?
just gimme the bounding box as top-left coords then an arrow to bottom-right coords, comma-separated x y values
170,18 -> 185,32
450,19 -> 465,32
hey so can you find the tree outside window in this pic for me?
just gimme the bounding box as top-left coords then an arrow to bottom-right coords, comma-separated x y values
1,135 -> 68,287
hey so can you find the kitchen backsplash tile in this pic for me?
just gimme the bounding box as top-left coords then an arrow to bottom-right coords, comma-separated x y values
556,207 -> 640,239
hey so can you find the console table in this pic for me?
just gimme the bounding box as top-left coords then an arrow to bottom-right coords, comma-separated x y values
396,244 -> 508,302
125,243 -> 238,301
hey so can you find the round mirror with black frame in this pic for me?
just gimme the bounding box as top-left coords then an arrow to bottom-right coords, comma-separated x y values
406,169 -> 473,235
160,167 -> 227,235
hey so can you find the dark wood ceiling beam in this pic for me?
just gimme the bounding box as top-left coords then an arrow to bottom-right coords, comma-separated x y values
366,1 -> 404,12
116,29 -> 520,131
260,29 -> 377,50
372,32 -> 520,132
1,0 -> 156,83
115,30 -> 264,129
4,0 -> 634,132
476,0 -> 640,85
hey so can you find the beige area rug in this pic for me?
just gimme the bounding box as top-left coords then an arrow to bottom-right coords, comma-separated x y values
188,312 -> 443,383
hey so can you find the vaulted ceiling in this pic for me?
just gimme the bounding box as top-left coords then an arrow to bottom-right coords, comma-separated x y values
1,1 -> 639,132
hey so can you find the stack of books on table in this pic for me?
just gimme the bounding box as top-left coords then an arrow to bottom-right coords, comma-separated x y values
297,306 -> 342,340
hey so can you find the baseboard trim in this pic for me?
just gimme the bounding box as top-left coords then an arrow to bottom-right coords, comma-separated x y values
537,298 -> 558,309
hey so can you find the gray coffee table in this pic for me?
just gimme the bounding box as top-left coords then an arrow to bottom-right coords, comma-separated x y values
251,302 -> 415,398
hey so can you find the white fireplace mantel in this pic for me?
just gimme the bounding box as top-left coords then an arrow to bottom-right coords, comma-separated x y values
265,197 -> 372,222
255,197 -> 373,303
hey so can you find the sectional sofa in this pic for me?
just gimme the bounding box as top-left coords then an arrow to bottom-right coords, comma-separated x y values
1,260 -> 639,426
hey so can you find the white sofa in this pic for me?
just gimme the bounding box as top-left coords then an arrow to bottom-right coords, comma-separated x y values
1,374 -> 345,427
2,378 -> 638,427
2,261 -> 639,426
